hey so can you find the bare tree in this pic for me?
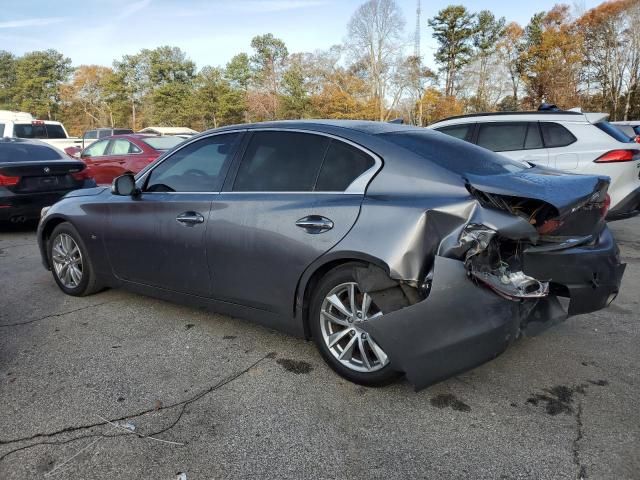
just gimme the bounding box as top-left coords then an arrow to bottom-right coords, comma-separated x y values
346,0 -> 406,121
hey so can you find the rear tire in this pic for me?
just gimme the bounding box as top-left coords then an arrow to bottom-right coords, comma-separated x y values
310,263 -> 400,387
48,222 -> 101,296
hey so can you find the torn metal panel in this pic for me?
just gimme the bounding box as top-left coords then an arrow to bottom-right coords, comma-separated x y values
361,256 -> 526,390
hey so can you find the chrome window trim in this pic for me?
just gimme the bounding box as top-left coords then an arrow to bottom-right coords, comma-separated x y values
136,127 -> 382,195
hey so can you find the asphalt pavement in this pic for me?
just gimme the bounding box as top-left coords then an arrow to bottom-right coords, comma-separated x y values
0,218 -> 638,479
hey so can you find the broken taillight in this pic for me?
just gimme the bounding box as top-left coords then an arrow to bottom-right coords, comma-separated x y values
594,150 -> 639,163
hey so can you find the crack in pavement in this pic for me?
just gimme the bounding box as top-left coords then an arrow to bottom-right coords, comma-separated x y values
0,352 -> 274,464
0,302 -> 114,328
573,399 -> 586,479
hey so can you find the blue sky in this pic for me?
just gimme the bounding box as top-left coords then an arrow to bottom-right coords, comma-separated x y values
0,0 -> 602,69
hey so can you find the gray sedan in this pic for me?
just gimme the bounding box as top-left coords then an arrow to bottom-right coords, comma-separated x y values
37,120 -> 625,390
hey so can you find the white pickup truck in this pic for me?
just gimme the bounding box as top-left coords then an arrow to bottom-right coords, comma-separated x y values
0,110 -> 82,152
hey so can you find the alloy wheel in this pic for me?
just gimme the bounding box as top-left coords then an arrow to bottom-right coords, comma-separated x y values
320,282 -> 389,373
51,233 -> 83,289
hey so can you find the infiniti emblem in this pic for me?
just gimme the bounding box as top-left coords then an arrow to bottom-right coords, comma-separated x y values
43,167 -> 50,174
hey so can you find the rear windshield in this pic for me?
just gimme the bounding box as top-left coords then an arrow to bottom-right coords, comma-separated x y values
380,131 -> 530,176
13,123 -> 67,139
0,143 -> 64,162
595,121 -> 634,143
141,136 -> 185,150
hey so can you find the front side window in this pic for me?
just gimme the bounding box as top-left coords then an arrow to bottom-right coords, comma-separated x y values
233,131 -> 329,192
84,139 -> 109,157
435,124 -> 473,142
109,139 -> 140,155
315,141 -> 374,191
476,123 -> 528,152
145,133 -> 241,193
84,130 -> 97,139
541,122 -> 577,147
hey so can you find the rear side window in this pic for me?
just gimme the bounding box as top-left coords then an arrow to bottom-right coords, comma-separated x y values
14,123 -> 47,138
594,121 -> 633,143
0,142 -> 63,162
233,131 -> 329,192
0,123 -> 5,136
524,123 -> 543,149
435,124 -> 473,141
315,141 -> 374,191
13,123 -> 66,139
109,139 -> 141,155
477,123 -> 528,152
146,133 -> 241,192
540,122 -> 577,147
380,130 -> 529,176
45,124 -> 66,139
142,136 -> 184,151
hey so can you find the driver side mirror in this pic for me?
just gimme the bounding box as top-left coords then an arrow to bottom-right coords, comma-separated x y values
111,173 -> 139,196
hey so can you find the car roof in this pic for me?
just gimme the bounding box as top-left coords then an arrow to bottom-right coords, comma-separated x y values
0,137 -> 58,148
209,119 -> 424,136
429,111 -> 592,127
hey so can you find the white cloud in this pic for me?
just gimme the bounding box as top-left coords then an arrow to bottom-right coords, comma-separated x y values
0,17 -> 67,29
231,0 -> 328,13
118,0 -> 152,19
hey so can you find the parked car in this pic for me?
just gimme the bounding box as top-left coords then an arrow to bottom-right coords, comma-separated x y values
0,138 -> 95,223
0,110 -> 83,152
428,110 -> 640,219
79,134 -> 184,185
138,126 -> 199,137
37,121 -> 625,389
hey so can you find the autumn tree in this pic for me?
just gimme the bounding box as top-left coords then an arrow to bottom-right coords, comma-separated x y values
12,49 -> 72,119
429,5 -> 475,97
59,65 -> 119,135
0,51 -> 16,109
470,11 -> 506,110
519,6 -> 584,109
346,0 -> 406,121
249,34 -> 288,120
497,22 -> 525,108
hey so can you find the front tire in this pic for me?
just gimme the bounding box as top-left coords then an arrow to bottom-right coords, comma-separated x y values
48,222 -> 101,296
310,263 -> 400,387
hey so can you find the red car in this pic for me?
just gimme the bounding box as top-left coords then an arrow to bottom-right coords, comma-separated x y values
80,134 -> 185,184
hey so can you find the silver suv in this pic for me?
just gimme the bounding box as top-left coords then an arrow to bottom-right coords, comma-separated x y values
429,111 -> 640,219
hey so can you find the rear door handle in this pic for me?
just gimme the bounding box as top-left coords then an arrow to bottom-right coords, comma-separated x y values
176,211 -> 205,226
295,215 -> 334,233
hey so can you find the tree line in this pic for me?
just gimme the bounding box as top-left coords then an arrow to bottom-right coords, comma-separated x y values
0,0 -> 638,136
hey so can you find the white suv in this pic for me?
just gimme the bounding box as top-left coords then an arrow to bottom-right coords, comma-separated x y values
428,111 -> 640,219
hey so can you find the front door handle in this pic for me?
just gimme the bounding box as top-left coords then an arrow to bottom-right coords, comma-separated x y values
176,211 -> 205,226
295,215 -> 334,233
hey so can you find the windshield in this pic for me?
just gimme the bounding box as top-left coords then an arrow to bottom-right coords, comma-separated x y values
0,142 -> 64,162
595,121 -> 634,143
141,136 -> 185,151
380,130 -> 530,176
14,123 -> 67,139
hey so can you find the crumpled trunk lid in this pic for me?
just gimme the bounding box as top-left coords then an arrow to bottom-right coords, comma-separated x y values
465,166 -> 610,238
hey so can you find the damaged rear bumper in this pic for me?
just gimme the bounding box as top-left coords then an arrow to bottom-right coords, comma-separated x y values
362,228 -> 625,391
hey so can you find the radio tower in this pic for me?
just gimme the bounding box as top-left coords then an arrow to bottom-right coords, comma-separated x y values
414,0 -> 421,59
